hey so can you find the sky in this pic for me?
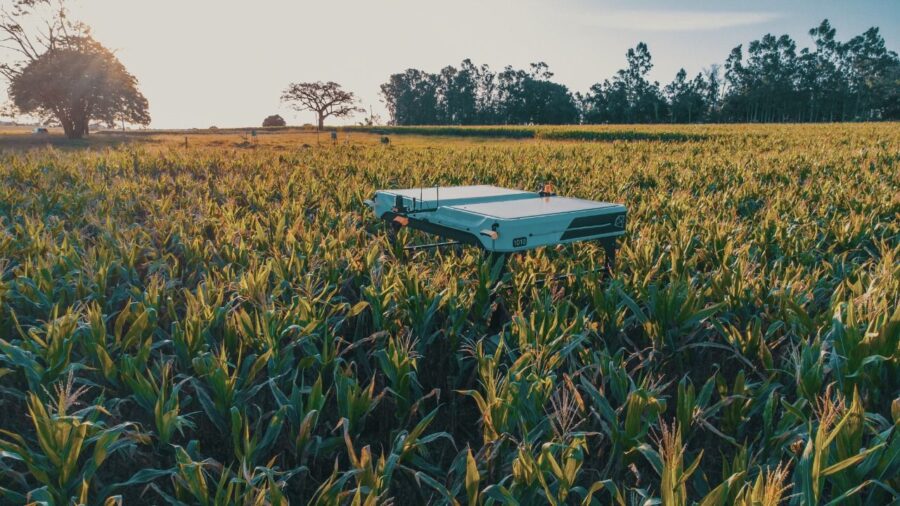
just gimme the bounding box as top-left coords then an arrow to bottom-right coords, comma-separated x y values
6,0 -> 900,128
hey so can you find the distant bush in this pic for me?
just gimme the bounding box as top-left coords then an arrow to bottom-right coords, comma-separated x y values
262,114 -> 286,127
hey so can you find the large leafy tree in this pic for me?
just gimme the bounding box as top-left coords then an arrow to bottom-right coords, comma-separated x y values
665,69 -> 708,123
582,43 -> 667,124
841,27 -> 899,120
496,62 -> 578,124
2,1 -> 150,138
380,70 -> 440,125
435,63 -> 477,124
622,43 -> 667,122
9,36 -> 150,138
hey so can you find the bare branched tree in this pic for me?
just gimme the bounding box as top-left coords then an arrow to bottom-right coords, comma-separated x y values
0,0 -> 77,81
281,81 -> 363,129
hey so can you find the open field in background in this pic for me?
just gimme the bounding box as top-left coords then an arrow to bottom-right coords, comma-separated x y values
0,125 -> 533,151
2,122 -> 892,149
0,124 -> 898,504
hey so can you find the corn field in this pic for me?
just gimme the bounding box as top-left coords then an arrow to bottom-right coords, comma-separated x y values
0,124 -> 898,505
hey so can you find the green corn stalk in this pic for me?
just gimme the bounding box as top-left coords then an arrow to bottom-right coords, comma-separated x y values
156,444 -> 213,505
580,376 -> 665,468
0,307 -> 79,393
587,278 -> 627,338
677,377 -> 696,439
229,406 -> 286,467
395,273 -> 444,346
0,385 -> 134,505
595,347 -> 635,407
793,387 -> 889,505
170,284 -> 229,368
536,438 -> 586,504
733,464 -> 790,506
715,370 -> 753,437
108,301 -> 156,365
697,469 -> 748,506
619,280 -> 722,352
374,333 -> 421,420
360,278 -> 397,334
717,317 -> 778,370
79,303 -> 118,386
269,372 -> 326,460
321,417 -> 451,503
637,422 -> 703,506
460,334 -> 556,445
794,336 -> 826,404
164,461 -> 293,506
334,364 -> 382,435
457,339 -> 512,444
154,364 -> 193,446
827,301 -> 895,399
190,346 -> 270,433
465,448 -> 480,505
228,306 -> 304,378
121,359 -> 193,446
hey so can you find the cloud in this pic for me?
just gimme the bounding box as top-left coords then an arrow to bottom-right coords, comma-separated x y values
584,10 -> 782,32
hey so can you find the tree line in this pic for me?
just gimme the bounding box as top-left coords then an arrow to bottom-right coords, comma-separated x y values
381,20 -> 900,125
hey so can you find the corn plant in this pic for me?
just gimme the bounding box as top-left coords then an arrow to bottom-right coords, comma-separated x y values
639,422 -> 703,506
374,332 -> 422,420
190,346 -> 271,434
121,360 -> 194,446
0,378 -> 134,505
333,363 -> 383,435
0,307 -> 79,393
733,463 -> 790,506
580,376 -> 666,469
269,372 -> 327,462
792,387 -> 896,505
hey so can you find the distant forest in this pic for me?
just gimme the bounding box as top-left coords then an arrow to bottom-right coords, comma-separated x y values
380,20 -> 900,125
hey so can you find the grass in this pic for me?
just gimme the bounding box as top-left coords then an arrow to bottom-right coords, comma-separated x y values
0,123 -> 898,504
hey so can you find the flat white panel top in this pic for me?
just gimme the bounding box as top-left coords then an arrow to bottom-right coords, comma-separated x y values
450,196 -> 623,219
385,185 -> 531,201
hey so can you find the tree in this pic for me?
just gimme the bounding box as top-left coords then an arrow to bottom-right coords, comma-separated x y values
582,43 -> 667,123
2,0 -> 149,138
722,34 -> 800,122
880,63 -> 900,119
436,63 -> 477,124
517,65 -> 578,124
665,69 -> 708,123
262,114 -> 285,127
281,81 -> 362,129
380,69 -> 441,125
702,65 -> 722,120
841,27 -> 899,120
1,0 -> 66,81
8,35 -> 150,138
